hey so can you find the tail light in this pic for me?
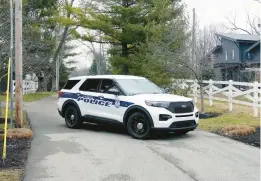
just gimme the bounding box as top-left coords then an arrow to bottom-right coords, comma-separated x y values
58,91 -> 63,98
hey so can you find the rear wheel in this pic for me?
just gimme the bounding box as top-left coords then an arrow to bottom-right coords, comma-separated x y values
64,105 -> 82,129
127,112 -> 151,139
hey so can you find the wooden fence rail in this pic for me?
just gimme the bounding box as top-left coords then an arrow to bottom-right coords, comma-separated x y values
173,79 -> 261,117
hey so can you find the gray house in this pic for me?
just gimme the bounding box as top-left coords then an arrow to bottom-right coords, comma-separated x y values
211,33 -> 260,82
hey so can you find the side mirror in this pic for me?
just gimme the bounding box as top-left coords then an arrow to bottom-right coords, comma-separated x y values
108,88 -> 120,96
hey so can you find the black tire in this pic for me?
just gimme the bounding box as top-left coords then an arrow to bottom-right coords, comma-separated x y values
127,112 -> 151,139
64,105 -> 82,129
173,130 -> 189,136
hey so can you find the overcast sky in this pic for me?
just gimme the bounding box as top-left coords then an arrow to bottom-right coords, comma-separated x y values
69,0 -> 261,69
184,0 -> 260,28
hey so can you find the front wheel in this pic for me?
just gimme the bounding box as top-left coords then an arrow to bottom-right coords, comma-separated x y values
127,112 -> 151,139
64,105 -> 82,129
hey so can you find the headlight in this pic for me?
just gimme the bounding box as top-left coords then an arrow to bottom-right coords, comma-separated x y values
145,101 -> 170,108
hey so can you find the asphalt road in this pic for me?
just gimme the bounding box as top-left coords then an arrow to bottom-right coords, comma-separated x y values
24,96 -> 260,181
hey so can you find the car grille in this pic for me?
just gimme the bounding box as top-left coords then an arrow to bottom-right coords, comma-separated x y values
169,120 -> 196,129
167,101 -> 194,114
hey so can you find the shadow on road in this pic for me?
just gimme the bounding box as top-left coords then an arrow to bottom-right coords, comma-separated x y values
71,122 -> 195,141
81,122 -> 128,135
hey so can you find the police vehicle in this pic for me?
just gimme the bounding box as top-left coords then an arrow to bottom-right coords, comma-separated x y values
57,75 -> 199,139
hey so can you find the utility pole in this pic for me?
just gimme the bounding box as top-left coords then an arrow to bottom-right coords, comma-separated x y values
15,0 -> 23,128
55,27 -> 60,91
9,0 -> 14,128
191,8 -> 196,73
55,53 -> 59,91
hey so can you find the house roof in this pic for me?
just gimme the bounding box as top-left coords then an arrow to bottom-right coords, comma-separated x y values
210,45 -> 222,54
216,33 -> 260,42
245,41 -> 260,52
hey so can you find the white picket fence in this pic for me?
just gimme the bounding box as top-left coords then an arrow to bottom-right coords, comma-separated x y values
12,80 -> 38,94
173,79 -> 261,117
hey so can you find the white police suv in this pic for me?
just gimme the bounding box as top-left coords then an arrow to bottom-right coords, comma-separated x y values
57,75 -> 199,139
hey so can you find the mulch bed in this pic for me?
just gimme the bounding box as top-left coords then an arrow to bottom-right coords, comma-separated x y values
0,138 -> 31,169
213,127 -> 260,148
199,112 -> 222,119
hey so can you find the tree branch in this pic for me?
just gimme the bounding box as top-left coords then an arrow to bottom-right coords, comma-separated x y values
51,0 -> 75,74
225,16 -> 252,34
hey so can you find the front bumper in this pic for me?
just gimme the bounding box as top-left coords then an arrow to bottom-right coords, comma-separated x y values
145,106 -> 200,129
152,121 -> 198,131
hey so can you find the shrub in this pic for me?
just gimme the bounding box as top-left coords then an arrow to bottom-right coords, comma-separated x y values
0,128 -> 33,139
172,88 -> 190,97
221,125 -> 256,136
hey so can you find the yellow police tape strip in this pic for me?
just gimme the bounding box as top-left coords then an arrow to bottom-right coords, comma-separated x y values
2,57 -> 11,162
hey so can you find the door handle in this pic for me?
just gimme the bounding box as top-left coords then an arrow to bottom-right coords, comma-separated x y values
98,96 -> 104,99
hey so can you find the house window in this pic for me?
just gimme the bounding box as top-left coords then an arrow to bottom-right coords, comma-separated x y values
232,49 -> 235,60
225,51 -> 228,60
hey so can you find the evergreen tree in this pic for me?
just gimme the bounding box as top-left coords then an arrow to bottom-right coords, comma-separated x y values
46,0 -> 189,87
67,0 -> 186,84
88,61 -> 98,75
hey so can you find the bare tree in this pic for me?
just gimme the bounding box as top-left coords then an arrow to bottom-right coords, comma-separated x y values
224,11 -> 260,35
79,40 -> 109,75
148,20 -> 223,113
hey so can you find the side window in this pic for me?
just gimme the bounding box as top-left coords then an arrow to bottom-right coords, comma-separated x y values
63,80 -> 80,90
100,79 -> 120,94
79,79 -> 100,92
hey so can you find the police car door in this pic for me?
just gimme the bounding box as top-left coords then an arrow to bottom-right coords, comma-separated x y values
78,78 -> 102,116
97,79 -> 123,122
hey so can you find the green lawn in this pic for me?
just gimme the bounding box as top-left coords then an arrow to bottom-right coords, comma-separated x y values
197,100 -> 260,132
0,169 -> 23,181
0,110 -> 28,129
0,92 -> 56,102
213,93 -> 252,103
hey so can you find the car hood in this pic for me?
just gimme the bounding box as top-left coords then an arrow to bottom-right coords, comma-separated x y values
131,94 -> 193,102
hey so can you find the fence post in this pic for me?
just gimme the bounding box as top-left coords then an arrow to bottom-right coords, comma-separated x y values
209,79 -> 213,106
253,81 -> 259,117
193,80 -> 198,103
228,80 -> 233,111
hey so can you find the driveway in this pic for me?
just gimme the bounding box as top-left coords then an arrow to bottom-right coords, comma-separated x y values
23,96 -> 260,181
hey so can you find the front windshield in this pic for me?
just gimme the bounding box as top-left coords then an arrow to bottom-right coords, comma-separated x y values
116,78 -> 163,95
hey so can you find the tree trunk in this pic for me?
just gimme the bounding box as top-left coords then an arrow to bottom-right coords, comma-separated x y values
51,74 -> 56,91
121,43 -> 128,74
37,77 -> 45,92
121,0 -> 129,75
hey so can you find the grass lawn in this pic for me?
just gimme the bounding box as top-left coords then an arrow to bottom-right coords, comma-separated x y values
0,92 -> 56,102
197,99 -> 260,132
0,110 -> 29,130
0,169 -> 23,181
213,93 -> 252,103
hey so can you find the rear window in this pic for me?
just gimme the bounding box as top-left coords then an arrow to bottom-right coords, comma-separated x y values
63,79 -> 80,90
79,79 -> 100,92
